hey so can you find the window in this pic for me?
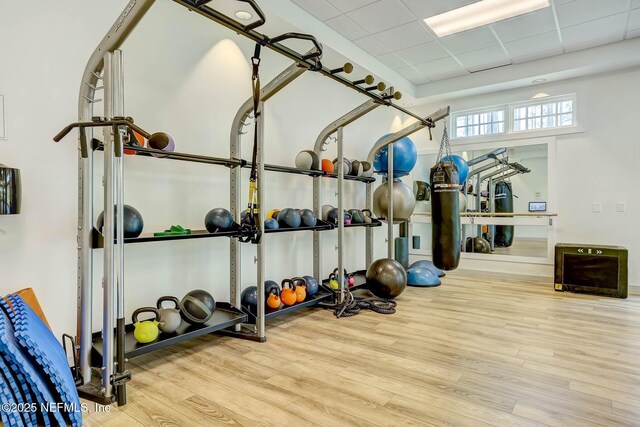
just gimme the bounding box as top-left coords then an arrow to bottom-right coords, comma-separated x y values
450,94 -> 577,140
453,109 -> 506,138
512,96 -> 575,132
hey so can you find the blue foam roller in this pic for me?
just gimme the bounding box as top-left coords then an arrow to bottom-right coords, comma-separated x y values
5,295 -> 82,426
409,259 -> 445,278
0,308 -> 62,426
407,267 -> 441,287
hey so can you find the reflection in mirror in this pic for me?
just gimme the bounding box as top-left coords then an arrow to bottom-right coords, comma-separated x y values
411,143 -> 549,259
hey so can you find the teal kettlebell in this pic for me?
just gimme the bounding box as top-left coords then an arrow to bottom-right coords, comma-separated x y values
132,307 -> 161,344
156,296 -> 182,334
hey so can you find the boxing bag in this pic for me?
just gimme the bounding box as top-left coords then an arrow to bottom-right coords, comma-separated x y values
430,162 -> 461,270
494,181 -> 514,247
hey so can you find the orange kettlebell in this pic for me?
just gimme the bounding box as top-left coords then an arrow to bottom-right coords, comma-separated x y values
292,277 -> 307,303
266,288 -> 282,309
280,279 -> 297,306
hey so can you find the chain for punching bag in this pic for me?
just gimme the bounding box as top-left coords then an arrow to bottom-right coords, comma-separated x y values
240,43 -> 263,244
430,124 -> 461,271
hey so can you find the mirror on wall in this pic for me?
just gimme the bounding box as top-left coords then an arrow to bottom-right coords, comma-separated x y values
411,143 -> 550,258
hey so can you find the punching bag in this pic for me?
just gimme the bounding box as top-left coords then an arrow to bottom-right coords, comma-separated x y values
430,161 -> 461,270
494,181 -> 514,247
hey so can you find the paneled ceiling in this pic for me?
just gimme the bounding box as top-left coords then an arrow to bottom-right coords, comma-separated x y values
290,0 -> 640,85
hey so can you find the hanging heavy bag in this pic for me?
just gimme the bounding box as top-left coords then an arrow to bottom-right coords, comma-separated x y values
494,181 -> 514,247
430,125 -> 461,271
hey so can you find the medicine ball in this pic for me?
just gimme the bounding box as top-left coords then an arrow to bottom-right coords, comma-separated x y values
204,208 -> 234,232
302,275 -> 319,297
465,237 -> 491,254
277,208 -> 301,228
366,258 -> 407,299
321,159 -> 335,173
97,204 -> 144,238
240,286 -> 258,314
322,205 -> 334,221
326,208 -> 349,225
361,161 -> 374,178
373,135 -> 417,178
295,150 -> 320,170
348,209 -> 365,224
147,132 -> 175,158
298,208 -> 317,227
181,290 -> 215,324
333,158 -> 351,175
350,160 -> 363,176
264,218 -> 279,230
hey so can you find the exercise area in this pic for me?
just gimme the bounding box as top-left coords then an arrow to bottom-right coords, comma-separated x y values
1,0 -> 640,425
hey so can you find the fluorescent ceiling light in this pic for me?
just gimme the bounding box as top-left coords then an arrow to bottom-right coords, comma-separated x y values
424,0 -> 550,37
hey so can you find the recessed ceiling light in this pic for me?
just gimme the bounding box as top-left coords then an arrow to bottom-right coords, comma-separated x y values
235,10 -> 253,20
532,92 -> 550,99
532,78 -> 547,84
424,0 -> 550,37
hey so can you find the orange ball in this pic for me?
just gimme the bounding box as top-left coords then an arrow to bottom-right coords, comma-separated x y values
321,159 -> 335,173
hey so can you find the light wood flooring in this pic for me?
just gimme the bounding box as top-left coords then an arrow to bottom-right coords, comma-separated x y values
83,272 -> 640,426
492,239 -> 548,257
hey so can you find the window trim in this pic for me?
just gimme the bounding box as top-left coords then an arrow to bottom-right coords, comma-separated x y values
451,105 -> 507,139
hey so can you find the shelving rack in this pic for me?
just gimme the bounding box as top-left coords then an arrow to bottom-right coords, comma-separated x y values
58,0 -> 443,406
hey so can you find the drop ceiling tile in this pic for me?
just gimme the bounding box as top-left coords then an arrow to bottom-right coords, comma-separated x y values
354,35 -> 392,56
627,28 -> 640,39
346,0 -> 415,34
376,52 -> 410,69
400,0 -> 478,20
326,0 -> 379,13
504,31 -> 562,62
396,41 -> 451,65
414,57 -> 468,81
439,28 -> 499,54
562,13 -> 627,51
325,15 -> 369,40
291,0 -> 341,21
556,0 -> 628,28
629,8 -> 640,31
632,0 -> 640,9
456,45 -> 510,71
394,66 -> 432,85
492,7 -> 557,42
373,21 -> 435,50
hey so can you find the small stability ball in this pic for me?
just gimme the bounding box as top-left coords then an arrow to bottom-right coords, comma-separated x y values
366,258 -> 407,299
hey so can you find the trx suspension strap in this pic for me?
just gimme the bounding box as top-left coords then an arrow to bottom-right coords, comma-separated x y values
240,43 -> 263,244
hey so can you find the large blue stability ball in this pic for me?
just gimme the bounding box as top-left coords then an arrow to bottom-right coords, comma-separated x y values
373,135 -> 417,178
441,154 -> 469,184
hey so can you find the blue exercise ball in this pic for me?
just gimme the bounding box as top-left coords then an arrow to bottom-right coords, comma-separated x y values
407,267 -> 441,287
441,155 -> 469,184
373,135 -> 417,178
409,259 -> 445,278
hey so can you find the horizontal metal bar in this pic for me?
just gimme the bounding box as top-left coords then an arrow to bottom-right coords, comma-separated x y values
94,143 -> 245,167
467,147 -> 507,166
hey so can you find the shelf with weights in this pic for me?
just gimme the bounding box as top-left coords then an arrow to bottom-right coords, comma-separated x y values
324,172 -> 376,183
90,302 -> 247,362
240,290 -> 333,324
321,270 -> 369,295
264,219 -> 334,234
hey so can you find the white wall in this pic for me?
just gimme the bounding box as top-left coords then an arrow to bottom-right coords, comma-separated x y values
411,66 -> 640,286
0,1 -> 405,337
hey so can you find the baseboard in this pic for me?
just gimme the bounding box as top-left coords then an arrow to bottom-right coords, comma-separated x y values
630,284 -> 640,296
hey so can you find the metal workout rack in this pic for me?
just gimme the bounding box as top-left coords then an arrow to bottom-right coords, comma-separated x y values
54,0 -> 447,406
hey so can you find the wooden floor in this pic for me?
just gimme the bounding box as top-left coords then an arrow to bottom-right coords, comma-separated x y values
492,238 -> 548,257
83,272 -> 640,426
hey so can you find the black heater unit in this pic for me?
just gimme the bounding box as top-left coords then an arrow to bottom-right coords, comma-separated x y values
554,243 -> 628,298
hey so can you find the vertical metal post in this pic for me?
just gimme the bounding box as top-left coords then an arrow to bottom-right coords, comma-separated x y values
337,127 -> 345,303
489,177 -> 495,251
230,122 -> 241,326
256,102 -> 266,340
101,52 -> 115,399
313,177 -> 322,283
365,182 -> 373,267
387,144 -> 394,259
112,50 -> 127,406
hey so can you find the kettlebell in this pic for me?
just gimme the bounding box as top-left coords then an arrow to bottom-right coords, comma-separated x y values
328,273 -> 340,291
292,277 -> 307,303
132,307 -> 161,344
332,268 -> 354,288
280,279 -> 298,306
266,288 -> 282,310
156,296 -> 182,334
